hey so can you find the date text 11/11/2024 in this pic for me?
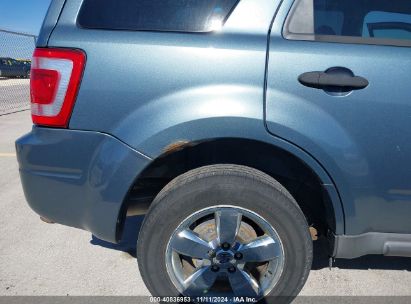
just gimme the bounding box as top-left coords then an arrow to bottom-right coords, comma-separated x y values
149,296 -> 258,303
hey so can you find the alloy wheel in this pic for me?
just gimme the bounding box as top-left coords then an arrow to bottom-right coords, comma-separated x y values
165,206 -> 285,300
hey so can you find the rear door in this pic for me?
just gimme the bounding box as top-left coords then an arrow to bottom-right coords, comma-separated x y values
266,0 -> 411,235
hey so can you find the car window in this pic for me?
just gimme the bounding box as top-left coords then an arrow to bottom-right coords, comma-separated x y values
362,11 -> 411,40
284,0 -> 411,47
78,0 -> 239,33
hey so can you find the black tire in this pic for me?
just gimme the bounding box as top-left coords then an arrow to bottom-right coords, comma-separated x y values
137,164 -> 312,303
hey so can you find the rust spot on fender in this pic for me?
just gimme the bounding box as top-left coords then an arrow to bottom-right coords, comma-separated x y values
309,226 -> 318,241
162,140 -> 194,155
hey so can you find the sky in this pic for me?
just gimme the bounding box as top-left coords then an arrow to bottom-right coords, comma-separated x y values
0,0 -> 51,35
0,0 -> 51,59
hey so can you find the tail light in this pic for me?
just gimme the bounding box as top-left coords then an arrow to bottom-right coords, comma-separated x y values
30,48 -> 86,128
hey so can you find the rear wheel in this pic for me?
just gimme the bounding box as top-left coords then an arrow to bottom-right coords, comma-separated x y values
137,165 -> 312,303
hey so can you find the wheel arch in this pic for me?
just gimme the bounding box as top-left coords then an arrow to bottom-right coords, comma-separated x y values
117,136 -> 345,242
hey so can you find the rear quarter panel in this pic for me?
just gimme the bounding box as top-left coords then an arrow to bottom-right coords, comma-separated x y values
49,0 -> 279,158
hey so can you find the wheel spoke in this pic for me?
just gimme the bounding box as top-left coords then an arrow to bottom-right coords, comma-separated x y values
228,269 -> 260,298
215,209 -> 242,245
183,266 -> 218,295
170,229 -> 213,259
238,235 -> 281,262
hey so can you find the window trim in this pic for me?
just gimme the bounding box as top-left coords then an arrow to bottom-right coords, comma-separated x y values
282,0 -> 411,48
76,0 -> 240,34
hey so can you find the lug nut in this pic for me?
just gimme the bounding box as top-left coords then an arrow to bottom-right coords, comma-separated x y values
234,252 -> 243,260
228,266 -> 237,273
208,250 -> 216,258
221,242 -> 231,250
211,265 -> 220,272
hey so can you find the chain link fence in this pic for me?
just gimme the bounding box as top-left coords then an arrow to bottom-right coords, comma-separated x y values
0,29 -> 36,115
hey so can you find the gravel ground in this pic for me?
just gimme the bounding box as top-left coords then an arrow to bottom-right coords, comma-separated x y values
1,110 -> 411,299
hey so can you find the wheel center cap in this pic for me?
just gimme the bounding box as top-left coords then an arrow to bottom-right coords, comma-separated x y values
215,250 -> 234,265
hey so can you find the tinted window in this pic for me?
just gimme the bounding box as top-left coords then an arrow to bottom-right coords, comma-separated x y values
285,0 -> 411,46
363,12 -> 411,40
78,0 -> 239,33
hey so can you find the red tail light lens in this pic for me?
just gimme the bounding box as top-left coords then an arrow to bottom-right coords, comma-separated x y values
31,69 -> 60,105
30,48 -> 86,128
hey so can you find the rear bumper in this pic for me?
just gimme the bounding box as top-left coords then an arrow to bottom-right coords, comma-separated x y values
16,126 -> 151,243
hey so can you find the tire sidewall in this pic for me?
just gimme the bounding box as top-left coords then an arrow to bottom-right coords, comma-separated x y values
137,169 -> 312,300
